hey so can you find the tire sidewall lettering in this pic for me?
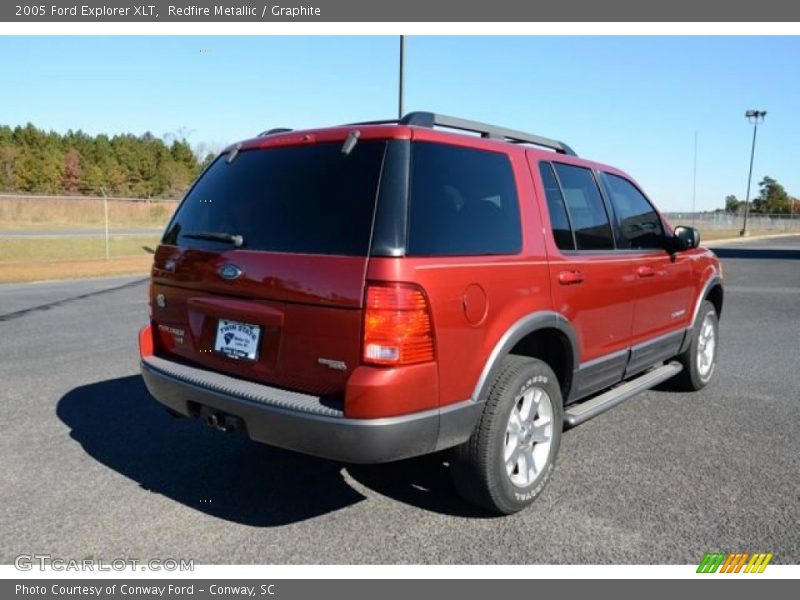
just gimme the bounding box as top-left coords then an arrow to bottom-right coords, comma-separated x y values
513,461 -> 555,502
495,367 -> 561,510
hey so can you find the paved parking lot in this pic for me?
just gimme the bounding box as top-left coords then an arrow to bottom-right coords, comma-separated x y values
1,235 -> 798,564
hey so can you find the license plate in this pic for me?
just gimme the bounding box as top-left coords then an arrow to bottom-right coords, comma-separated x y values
214,319 -> 261,361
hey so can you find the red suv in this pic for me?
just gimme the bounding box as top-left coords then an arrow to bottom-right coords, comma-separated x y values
139,112 -> 723,514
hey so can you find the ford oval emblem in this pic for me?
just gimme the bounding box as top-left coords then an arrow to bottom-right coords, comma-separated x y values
218,264 -> 243,280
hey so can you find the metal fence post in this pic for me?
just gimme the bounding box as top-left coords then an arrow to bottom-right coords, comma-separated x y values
101,188 -> 110,260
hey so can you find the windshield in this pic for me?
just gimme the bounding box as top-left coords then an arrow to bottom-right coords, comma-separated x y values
163,141 -> 387,256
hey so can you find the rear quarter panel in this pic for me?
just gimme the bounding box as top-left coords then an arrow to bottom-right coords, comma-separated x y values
367,145 -> 553,409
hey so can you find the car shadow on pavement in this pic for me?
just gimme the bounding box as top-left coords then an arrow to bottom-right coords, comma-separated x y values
57,375 -> 365,526
57,375 -> 487,525
709,246 -> 800,260
347,456 -> 491,518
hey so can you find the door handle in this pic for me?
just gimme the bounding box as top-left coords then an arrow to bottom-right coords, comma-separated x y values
558,270 -> 584,285
637,265 -> 655,278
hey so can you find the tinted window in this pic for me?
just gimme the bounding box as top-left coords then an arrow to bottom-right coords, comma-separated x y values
538,162 -> 575,250
604,173 -> 665,249
407,142 -> 521,256
163,142 -> 386,256
552,163 -> 614,251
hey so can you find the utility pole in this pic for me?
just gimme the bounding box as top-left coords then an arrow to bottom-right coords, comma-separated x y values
398,35 -> 405,119
741,110 -> 767,237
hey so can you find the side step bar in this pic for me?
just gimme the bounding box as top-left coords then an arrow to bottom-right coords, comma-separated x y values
564,361 -> 683,427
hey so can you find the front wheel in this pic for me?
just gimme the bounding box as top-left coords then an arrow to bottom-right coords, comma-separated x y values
450,355 -> 563,514
672,300 -> 719,391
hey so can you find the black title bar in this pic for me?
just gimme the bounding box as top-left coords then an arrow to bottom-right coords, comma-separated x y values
3,579 -> 797,600
3,0 -> 800,22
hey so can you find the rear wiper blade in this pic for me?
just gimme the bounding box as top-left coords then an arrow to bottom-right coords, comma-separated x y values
181,231 -> 244,247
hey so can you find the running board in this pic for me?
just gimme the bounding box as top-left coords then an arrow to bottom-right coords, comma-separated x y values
564,361 -> 683,427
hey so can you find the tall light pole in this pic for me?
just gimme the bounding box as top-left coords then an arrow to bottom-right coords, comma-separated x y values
398,35 -> 405,119
741,109 -> 767,237
691,130 -> 698,227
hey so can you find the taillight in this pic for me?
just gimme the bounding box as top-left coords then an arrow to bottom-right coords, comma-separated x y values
363,284 -> 435,366
139,323 -> 154,358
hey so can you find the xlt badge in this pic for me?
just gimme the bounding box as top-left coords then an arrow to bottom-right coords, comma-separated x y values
317,358 -> 347,371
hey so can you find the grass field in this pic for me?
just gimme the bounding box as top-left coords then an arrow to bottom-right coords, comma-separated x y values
0,235 -> 159,261
0,235 -> 158,283
0,197 -> 177,230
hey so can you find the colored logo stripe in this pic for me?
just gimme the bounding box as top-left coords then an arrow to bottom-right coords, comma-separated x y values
697,553 -> 725,573
724,553 -> 748,573
697,552 -> 773,573
745,553 -> 773,573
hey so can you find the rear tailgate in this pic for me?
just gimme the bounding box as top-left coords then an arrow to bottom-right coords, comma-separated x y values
151,249 -> 367,396
149,139 -> 387,397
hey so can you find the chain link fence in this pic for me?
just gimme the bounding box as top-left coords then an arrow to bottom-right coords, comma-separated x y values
0,193 -> 178,232
665,212 -> 800,233
0,194 -> 180,280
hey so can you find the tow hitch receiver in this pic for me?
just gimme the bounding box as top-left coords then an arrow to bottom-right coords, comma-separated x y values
198,405 -> 242,433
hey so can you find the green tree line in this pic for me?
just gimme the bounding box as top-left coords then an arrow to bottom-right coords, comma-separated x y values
0,123 -> 215,198
725,176 -> 800,215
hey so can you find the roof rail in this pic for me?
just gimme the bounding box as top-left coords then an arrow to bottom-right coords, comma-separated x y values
399,112 -> 577,156
346,112 -> 575,155
257,127 -> 293,137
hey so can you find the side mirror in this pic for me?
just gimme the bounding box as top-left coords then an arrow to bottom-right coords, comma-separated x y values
672,226 -> 700,251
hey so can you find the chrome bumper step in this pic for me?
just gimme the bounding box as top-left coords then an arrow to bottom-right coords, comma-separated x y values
564,361 -> 683,427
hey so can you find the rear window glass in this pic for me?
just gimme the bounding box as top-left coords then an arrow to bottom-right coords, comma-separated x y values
407,142 -> 522,256
163,142 -> 386,256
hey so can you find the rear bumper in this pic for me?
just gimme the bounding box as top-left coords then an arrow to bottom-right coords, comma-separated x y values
140,355 -> 481,464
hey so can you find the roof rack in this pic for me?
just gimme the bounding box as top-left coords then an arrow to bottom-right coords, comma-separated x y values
350,112 -> 576,156
257,127 -> 293,137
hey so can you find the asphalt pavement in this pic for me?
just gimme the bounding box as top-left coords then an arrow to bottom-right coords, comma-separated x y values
1,236 -> 798,564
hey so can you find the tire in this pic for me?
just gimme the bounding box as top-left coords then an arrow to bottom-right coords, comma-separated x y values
450,355 -> 563,514
672,300 -> 719,391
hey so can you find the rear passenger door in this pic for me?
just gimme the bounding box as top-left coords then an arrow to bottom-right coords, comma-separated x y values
533,157 -> 636,400
599,172 -> 693,376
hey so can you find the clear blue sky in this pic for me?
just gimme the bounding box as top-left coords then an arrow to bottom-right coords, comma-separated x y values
1,35 -> 798,211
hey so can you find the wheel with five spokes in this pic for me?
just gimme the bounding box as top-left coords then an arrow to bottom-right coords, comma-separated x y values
451,355 -> 563,514
672,300 -> 719,391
